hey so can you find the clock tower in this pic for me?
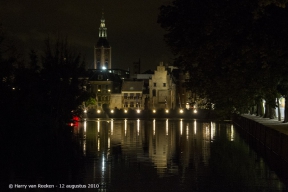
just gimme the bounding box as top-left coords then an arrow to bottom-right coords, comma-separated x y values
94,12 -> 111,69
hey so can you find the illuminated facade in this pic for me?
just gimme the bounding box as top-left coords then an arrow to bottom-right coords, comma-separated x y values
121,81 -> 144,110
149,62 -> 176,109
94,12 -> 111,69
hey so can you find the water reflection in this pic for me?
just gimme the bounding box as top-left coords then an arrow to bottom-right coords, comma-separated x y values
74,119 -> 286,191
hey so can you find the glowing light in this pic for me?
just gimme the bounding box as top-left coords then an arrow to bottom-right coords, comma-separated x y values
111,119 -> 114,135
137,109 -> 140,113
84,120 -> 87,133
231,125 -> 234,141
211,122 -> 216,141
108,89 -> 111,92
180,109 -> 184,113
98,138 -> 100,151
194,120 -> 197,135
193,109 -> 197,113
153,109 -> 156,113
97,109 -> 101,113
98,89 -> 101,92
111,109 -> 114,113
124,119 -> 127,136
102,66 -> 106,70
84,109 -> 87,113
124,109 -> 128,113
153,119 -> 156,135
165,109 -> 169,113
137,119 -> 140,135
180,120 -> 183,135
166,119 -> 168,135
97,120 -> 100,133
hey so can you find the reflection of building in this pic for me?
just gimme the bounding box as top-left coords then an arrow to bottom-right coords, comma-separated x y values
94,12 -> 111,69
149,62 -> 176,109
75,120 -> 237,180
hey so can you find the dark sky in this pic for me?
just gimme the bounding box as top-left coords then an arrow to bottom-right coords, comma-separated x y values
0,0 -> 173,72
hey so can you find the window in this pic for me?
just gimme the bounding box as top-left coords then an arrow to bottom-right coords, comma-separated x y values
163,83 -> 166,87
98,75 -> 103,80
124,93 -> 128,99
124,102 -> 128,107
130,102 -> 134,107
154,83 -> 156,87
152,89 -> 156,97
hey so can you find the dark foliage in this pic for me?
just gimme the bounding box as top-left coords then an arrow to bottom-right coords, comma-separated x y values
158,0 -> 288,119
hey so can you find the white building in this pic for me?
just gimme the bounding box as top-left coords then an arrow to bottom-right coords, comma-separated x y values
122,81 -> 144,110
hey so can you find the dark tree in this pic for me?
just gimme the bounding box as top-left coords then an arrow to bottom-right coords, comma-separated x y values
158,0 -> 288,118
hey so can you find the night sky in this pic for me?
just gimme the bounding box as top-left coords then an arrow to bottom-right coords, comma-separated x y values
0,0 -> 173,72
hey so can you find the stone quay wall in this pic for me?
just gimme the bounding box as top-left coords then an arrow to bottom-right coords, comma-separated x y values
233,115 -> 288,185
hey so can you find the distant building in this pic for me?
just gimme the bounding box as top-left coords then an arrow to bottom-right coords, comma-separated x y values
108,68 -> 130,80
121,81 -> 144,110
94,12 -> 111,69
149,62 -> 176,109
87,70 -> 121,108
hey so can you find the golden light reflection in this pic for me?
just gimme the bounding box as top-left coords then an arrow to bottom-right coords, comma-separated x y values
124,119 -> 127,136
97,119 -> 100,133
186,125 -> 189,140
84,120 -> 87,133
153,119 -> 156,135
211,122 -> 216,141
180,120 -> 183,135
231,124 -> 234,141
137,119 -> 140,136
194,120 -> 197,135
83,140 -> 86,156
205,125 -> 210,140
166,119 -> 168,135
111,119 -> 114,135
97,138 -> 100,151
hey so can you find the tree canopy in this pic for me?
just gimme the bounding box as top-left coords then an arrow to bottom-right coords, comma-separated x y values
158,0 -> 288,118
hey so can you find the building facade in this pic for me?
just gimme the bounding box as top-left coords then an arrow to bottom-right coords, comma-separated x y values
149,62 -> 176,109
121,81 -> 144,110
88,70 -> 121,108
94,13 -> 111,69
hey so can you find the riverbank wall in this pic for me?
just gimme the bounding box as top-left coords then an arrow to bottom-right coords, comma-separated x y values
232,115 -> 288,184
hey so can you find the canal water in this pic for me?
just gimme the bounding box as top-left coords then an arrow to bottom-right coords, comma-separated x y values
72,118 -> 286,191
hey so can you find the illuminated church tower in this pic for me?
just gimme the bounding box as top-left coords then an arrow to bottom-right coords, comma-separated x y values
94,12 -> 111,69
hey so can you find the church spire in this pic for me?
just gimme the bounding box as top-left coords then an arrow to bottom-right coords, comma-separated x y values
99,11 -> 107,38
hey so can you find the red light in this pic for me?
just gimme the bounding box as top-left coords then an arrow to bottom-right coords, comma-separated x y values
73,116 -> 80,121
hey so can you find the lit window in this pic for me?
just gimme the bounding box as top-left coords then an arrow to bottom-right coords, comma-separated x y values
130,102 -> 134,107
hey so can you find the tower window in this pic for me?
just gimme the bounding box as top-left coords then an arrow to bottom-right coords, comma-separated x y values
163,83 -> 166,87
154,83 -> 156,87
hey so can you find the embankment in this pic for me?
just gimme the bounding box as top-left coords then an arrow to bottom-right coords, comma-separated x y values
233,115 -> 288,185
